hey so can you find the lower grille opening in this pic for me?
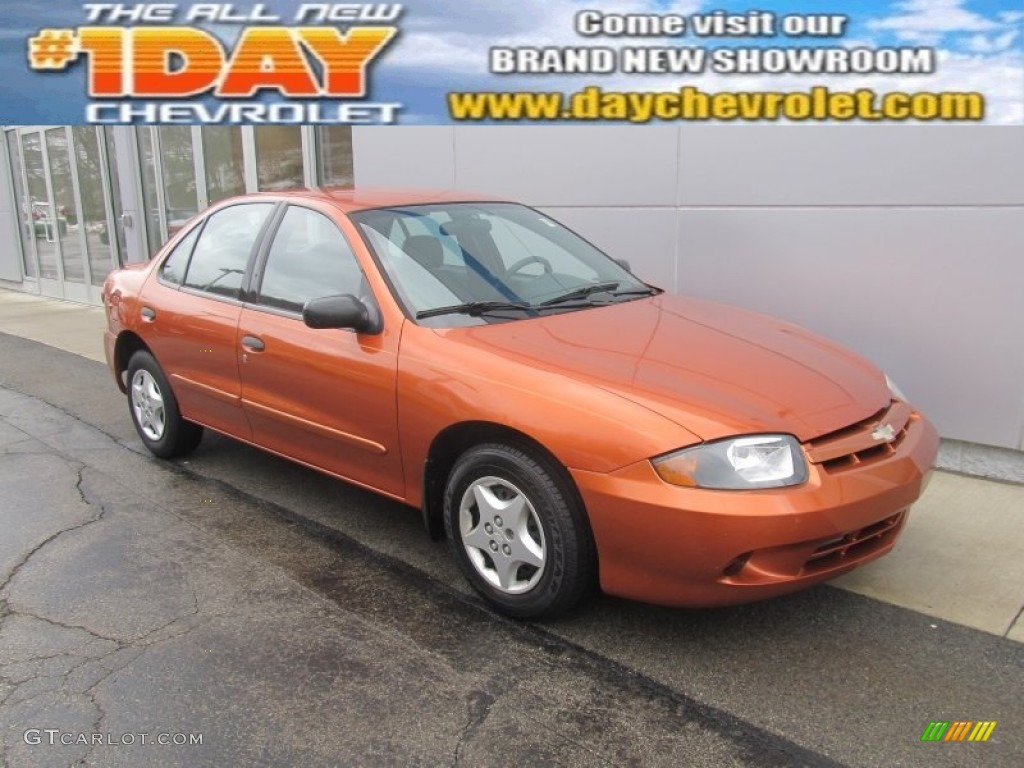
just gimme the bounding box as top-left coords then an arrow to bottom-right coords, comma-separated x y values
803,511 -> 904,573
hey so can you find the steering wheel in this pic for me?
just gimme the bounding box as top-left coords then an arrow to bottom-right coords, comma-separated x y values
506,255 -> 553,276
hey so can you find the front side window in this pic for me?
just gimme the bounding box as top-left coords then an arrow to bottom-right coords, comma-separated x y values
182,203 -> 274,299
258,206 -> 367,313
352,203 -> 653,326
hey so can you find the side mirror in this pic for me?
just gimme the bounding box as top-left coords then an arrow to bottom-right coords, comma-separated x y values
614,258 -> 633,274
303,294 -> 381,334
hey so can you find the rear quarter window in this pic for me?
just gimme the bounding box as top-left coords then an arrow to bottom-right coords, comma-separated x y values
158,225 -> 201,286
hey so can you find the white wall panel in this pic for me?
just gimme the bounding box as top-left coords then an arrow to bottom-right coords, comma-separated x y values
353,126 -> 456,189
454,127 -> 678,206
678,126 -> 1024,207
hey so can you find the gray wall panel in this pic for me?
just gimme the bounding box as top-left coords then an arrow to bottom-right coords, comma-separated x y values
353,126 -> 456,189
0,151 -> 21,282
678,126 -> 1024,207
677,207 -> 1024,449
539,207 -> 677,290
454,127 -> 678,206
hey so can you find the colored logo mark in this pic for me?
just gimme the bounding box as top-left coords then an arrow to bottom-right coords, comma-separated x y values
921,721 -> 997,742
28,29 -> 80,70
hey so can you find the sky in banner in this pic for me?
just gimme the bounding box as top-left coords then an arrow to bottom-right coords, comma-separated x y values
1,0 -> 1022,124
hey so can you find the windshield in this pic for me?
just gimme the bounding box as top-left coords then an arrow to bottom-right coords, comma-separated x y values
351,202 -> 656,326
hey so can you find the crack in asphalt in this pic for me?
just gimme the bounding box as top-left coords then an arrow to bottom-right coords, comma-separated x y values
451,688 -> 497,767
0,465 -> 101,598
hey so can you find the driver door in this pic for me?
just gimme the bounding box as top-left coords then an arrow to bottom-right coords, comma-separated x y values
237,204 -> 404,497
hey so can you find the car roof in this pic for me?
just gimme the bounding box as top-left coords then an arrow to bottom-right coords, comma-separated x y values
237,188 -> 509,213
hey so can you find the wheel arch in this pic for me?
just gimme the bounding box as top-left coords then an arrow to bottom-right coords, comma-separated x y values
113,331 -> 152,393
421,421 -> 591,547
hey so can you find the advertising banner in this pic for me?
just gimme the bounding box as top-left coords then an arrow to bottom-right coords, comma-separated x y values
5,0 -> 1023,125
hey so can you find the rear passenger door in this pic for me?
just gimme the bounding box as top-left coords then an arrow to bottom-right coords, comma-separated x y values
237,204 -> 404,496
142,202 -> 275,439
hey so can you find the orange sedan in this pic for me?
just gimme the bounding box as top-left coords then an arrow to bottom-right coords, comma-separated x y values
103,189 -> 938,619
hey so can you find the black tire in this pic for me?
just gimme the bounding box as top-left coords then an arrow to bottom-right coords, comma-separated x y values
443,443 -> 596,620
126,350 -> 203,459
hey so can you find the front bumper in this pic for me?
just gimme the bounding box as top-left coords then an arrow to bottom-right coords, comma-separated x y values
571,412 -> 939,608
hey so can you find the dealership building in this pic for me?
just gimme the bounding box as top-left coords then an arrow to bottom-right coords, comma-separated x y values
1,124 -> 1022,477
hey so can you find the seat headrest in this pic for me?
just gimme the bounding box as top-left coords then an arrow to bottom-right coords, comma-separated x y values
440,217 -> 492,237
403,235 -> 444,269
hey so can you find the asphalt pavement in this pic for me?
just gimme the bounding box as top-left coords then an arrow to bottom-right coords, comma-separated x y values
1,290 -> 1022,767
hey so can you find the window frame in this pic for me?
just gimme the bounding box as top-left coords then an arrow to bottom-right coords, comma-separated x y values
246,202 -> 380,324
158,201 -> 281,305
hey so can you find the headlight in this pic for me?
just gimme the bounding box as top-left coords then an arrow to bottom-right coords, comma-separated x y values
884,374 -> 907,402
653,435 -> 807,490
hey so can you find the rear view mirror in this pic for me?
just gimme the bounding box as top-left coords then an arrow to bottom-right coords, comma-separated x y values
303,294 -> 381,334
614,258 -> 633,274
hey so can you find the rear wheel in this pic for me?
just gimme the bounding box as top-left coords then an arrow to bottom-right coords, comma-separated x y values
126,350 -> 203,459
444,443 -> 595,620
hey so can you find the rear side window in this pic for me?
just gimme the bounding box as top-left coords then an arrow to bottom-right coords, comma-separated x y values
257,206 -> 366,313
183,204 -> 274,299
159,225 -> 201,286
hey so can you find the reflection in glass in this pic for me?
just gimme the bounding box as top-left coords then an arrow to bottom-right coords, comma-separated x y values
138,129 -> 163,256
159,126 -> 198,238
318,127 -> 354,188
203,126 -> 245,202
46,129 -> 85,283
72,127 -> 116,286
103,127 -> 128,261
7,132 -> 36,278
255,126 -> 304,191
21,133 -> 58,280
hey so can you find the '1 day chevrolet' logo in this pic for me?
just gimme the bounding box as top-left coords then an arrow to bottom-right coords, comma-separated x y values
25,3 -> 403,125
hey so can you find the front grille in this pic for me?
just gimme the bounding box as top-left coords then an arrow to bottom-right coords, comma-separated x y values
803,511 -> 905,573
805,400 -> 914,473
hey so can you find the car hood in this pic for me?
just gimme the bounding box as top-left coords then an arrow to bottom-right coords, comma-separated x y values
445,294 -> 890,443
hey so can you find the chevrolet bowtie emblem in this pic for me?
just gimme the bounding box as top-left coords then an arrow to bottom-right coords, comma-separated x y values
872,423 -> 897,442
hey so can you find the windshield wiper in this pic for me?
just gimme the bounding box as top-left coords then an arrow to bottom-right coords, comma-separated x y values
612,286 -> 660,297
416,301 -> 533,320
540,281 -> 620,306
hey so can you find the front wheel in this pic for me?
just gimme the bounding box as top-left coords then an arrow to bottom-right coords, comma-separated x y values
126,350 -> 203,459
444,444 -> 595,620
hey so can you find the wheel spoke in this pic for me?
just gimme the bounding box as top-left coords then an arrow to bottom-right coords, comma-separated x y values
491,553 -> 518,591
510,535 -> 544,570
472,482 -> 507,517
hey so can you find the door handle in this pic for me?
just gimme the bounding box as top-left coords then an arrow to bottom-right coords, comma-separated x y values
240,335 -> 265,352
140,306 -> 156,322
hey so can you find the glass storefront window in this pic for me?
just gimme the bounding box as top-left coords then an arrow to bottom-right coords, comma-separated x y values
7,131 -> 36,278
202,126 -> 245,203
137,128 -> 162,257
159,126 -> 198,238
318,127 -> 354,188
45,129 -> 84,283
71,127 -> 116,287
255,126 -> 304,191
103,127 -> 127,262
21,133 -> 58,280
